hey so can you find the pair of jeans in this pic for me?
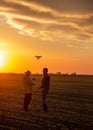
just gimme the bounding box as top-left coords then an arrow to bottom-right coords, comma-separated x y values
42,89 -> 47,104
42,89 -> 48,112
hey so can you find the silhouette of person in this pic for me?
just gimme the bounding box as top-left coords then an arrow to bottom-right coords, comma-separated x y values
40,68 -> 50,112
23,70 -> 35,111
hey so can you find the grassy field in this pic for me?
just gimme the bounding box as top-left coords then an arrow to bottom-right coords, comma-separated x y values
0,74 -> 93,130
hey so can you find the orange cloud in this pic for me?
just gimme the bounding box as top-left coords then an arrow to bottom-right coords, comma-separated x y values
0,0 -> 93,42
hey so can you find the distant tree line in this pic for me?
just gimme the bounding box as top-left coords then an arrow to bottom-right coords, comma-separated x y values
49,72 -> 77,76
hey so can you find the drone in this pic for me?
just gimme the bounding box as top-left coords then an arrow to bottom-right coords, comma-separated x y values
35,56 -> 42,59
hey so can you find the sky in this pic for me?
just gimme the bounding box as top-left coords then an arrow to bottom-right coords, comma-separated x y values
0,0 -> 93,74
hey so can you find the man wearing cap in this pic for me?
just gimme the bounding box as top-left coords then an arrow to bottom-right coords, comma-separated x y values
23,70 -> 35,111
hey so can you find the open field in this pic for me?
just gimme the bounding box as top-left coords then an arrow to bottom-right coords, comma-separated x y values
0,74 -> 93,130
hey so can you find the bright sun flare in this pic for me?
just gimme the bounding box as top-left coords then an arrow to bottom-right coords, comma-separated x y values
0,54 -> 4,66
0,50 -> 6,67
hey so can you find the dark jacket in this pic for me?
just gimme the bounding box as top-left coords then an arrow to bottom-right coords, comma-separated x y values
41,74 -> 50,93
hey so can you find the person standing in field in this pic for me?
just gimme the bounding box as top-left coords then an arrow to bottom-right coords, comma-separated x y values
40,68 -> 50,112
23,70 -> 35,111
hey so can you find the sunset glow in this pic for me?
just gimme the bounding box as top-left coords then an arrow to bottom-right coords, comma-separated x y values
0,54 -> 4,67
0,0 -> 93,74
0,50 -> 6,67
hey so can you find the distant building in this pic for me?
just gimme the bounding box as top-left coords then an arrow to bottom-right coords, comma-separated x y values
56,72 -> 62,75
70,72 -> 77,76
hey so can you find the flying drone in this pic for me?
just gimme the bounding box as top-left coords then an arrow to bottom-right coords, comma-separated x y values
35,56 -> 42,59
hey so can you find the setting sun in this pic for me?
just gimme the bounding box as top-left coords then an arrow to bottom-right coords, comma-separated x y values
0,50 -> 6,68
0,55 -> 4,66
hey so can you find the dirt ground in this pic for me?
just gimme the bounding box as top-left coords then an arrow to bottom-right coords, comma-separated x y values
0,74 -> 93,130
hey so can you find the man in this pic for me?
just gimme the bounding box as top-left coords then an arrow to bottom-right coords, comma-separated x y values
23,70 -> 35,111
40,68 -> 50,112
